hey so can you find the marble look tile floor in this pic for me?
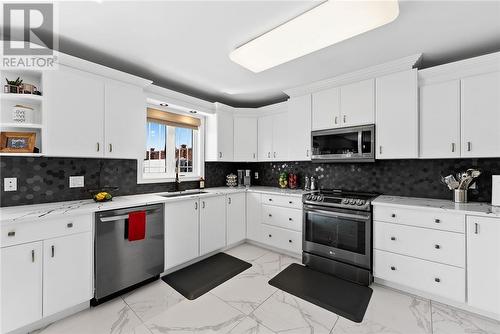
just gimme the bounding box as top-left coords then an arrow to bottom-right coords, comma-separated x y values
32,243 -> 500,334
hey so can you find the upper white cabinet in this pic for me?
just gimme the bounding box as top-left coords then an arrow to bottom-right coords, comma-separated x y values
376,69 -> 418,159
340,79 -> 375,127
420,81 -> 461,158
226,193 -> 246,245
287,95 -> 312,161
461,71 -> 500,158
257,112 -> 288,161
1,241 -> 43,333
199,196 -> 227,255
233,116 -> 257,161
45,66 -> 105,157
466,216 -> 500,316
258,115 -> 274,161
312,87 -> 340,130
206,105 -> 234,161
104,81 -> 146,159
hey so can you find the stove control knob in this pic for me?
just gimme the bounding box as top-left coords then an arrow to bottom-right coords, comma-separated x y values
312,195 -> 318,201
342,198 -> 349,204
349,199 -> 356,205
356,199 -> 365,206
317,195 -> 324,202
306,194 -> 312,201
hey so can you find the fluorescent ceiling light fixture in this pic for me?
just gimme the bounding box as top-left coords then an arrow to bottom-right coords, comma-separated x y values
229,0 -> 399,73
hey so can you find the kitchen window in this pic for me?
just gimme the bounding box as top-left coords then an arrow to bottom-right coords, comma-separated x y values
143,107 -> 201,180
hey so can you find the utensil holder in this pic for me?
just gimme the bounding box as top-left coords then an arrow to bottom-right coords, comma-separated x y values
454,189 -> 467,203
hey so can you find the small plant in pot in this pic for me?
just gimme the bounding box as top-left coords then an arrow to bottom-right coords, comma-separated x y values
5,77 -> 23,94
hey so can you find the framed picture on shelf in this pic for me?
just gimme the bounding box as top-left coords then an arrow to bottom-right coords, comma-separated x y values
0,131 -> 36,153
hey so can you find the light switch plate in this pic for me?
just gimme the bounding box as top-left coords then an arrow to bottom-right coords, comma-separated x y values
4,178 -> 17,192
69,176 -> 84,188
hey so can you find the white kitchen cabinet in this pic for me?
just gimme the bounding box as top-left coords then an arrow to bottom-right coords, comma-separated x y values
376,69 -> 418,159
45,65 -> 105,157
226,193 -> 246,245
200,196 -> 227,255
420,81 -> 461,158
312,87 -> 340,130
340,79 -> 375,127
43,232 -> 92,316
461,71 -> 500,158
272,112 -> 288,161
258,115 -> 273,161
467,216 -> 500,315
234,117 -> 257,161
287,95 -> 312,161
246,192 -> 262,242
165,199 -> 200,269
1,241 -> 43,333
206,106 -> 234,161
104,80 -> 146,159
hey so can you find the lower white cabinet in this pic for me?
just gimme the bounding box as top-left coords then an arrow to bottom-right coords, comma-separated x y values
43,232 -> 92,316
467,216 -> 500,315
165,199 -> 200,269
226,193 -> 246,245
199,196 -> 227,255
1,241 -> 43,333
246,192 -> 262,242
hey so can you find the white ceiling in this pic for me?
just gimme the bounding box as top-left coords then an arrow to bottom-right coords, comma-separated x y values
52,0 -> 500,107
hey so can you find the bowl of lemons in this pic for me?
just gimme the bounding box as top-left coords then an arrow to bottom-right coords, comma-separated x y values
93,191 -> 113,202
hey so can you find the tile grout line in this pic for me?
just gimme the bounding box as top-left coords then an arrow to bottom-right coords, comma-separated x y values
329,314 -> 340,334
430,300 -> 434,334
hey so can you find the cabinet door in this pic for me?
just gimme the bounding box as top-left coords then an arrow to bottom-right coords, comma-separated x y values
258,115 -> 273,161
218,110 -> 234,161
43,232 -> 92,316
246,192 -> 262,242
45,65 -> 105,157
288,95 -> 312,161
272,113 -> 288,161
340,79 -> 375,127
461,72 -> 500,158
312,87 -> 340,130
226,193 -> 246,245
104,81 -> 146,159
467,216 -> 500,315
165,199 -> 200,269
376,70 -> 418,159
1,242 -> 43,333
234,117 -> 257,161
420,81 -> 460,158
200,196 -> 226,255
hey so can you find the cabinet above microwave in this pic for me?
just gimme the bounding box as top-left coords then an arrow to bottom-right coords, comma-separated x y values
311,125 -> 375,163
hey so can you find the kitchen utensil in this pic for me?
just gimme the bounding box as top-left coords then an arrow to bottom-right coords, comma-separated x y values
454,189 -> 467,203
442,174 -> 459,190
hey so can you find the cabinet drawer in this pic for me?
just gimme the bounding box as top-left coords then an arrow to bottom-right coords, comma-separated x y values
373,206 -> 465,233
261,194 -> 302,209
374,249 -> 465,302
374,221 -> 465,267
261,224 -> 302,254
262,205 -> 302,232
1,215 -> 92,248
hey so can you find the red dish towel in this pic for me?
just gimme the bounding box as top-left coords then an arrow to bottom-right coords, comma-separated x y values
128,211 -> 146,241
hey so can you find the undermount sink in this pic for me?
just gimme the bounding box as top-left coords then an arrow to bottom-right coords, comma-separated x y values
160,190 -> 207,198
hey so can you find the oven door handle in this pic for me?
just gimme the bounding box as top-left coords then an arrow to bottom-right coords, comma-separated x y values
305,208 -> 370,221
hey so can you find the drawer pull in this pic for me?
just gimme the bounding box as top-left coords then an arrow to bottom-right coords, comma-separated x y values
268,234 -> 272,238
434,244 -> 441,249
390,236 -> 396,241
268,198 -> 273,202
391,213 -> 396,218
434,278 -> 441,283
288,239 -> 292,243
268,214 -> 272,217
434,219 -> 440,223
31,250 -> 35,263
390,266 -> 396,271
51,245 -> 55,258
474,223 -> 479,234
67,223 -> 73,228
289,201 -> 293,204
7,231 -> 15,237
288,218 -> 293,221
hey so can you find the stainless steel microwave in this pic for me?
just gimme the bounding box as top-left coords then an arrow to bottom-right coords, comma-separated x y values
311,125 -> 375,162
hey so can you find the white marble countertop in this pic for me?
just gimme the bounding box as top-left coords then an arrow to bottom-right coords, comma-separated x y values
373,195 -> 500,218
0,186 -> 305,225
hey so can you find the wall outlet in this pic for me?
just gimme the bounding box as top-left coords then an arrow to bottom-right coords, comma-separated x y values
3,178 -> 17,192
69,176 -> 84,188
254,172 -> 259,180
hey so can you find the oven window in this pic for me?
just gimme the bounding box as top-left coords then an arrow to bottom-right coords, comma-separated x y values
312,132 -> 359,155
305,211 -> 366,254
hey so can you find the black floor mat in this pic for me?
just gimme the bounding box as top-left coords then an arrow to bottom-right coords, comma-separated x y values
269,263 -> 372,323
162,252 -> 252,300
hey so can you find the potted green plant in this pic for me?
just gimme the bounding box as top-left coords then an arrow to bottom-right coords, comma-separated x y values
5,77 -> 23,94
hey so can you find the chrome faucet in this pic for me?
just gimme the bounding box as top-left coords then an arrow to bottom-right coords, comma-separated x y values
174,165 -> 181,191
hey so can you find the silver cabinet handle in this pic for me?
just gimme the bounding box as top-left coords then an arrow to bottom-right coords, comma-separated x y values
379,146 -> 382,155
219,152 -> 223,158
268,234 -> 272,238
268,214 -> 272,217
474,222 -> 479,234
253,153 -> 256,159
390,236 -> 396,241
267,152 -> 270,158
32,249 -> 35,263
273,152 -> 276,158
268,198 -> 273,202
7,231 -> 15,237
435,244 -> 441,249
434,278 -> 441,283
202,201 -> 205,209
334,116 -> 338,124
51,245 -> 55,258
435,219 -> 440,223
288,217 -> 293,221
306,149 -> 309,157
109,143 -> 113,152
467,142 -> 471,152
343,115 -> 346,123
390,266 -> 396,271
451,143 -> 455,152
391,213 -> 396,218
288,239 -> 292,243
195,202 -> 198,210
67,223 -> 73,228
289,201 -> 293,204
228,197 -> 231,205
96,142 -> 100,152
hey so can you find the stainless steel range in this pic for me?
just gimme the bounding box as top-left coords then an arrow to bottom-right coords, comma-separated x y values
302,189 -> 378,286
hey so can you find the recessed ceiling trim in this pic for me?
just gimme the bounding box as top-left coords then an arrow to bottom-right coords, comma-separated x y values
229,0 -> 400,73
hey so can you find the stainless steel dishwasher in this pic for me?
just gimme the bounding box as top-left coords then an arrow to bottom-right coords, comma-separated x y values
94,203 -> 164,303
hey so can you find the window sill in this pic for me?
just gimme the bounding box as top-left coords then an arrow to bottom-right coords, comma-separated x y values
137,175 -> 201,184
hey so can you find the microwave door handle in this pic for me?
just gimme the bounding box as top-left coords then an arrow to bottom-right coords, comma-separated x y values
306,208 -> 370,221
358,130 -> 363,156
